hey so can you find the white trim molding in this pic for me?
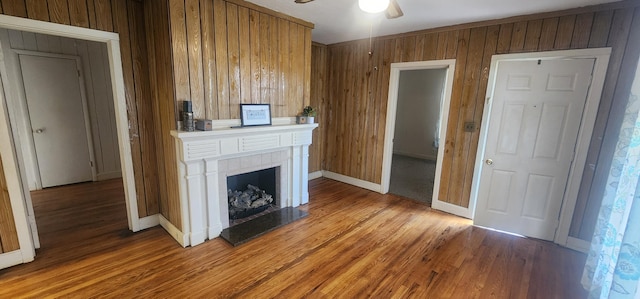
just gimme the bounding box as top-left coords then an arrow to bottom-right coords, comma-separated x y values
323,171 -> 383,193
381,60 -> 458,216
159,214 -> 188,247
0,13 -> 142,269
0,250 -> 25,270
469,48 -> 611,246
138,215 -> 160,230
308,171 -> 323,180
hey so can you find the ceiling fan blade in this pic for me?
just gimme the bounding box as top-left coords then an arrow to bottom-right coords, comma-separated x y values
294,0 -> 314,3
385,0 -> 403,19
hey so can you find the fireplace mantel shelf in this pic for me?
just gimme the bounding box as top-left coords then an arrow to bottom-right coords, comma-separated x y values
167,119 -> 317,247
171,123 -> 318,139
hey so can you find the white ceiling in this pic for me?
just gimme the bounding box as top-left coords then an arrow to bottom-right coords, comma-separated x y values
245,0 -> 623,45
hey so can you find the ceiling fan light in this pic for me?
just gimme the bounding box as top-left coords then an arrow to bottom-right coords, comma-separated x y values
358,0 -> 390,14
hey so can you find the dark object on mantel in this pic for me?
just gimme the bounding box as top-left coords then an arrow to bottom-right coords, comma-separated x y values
220,207 -> 308,246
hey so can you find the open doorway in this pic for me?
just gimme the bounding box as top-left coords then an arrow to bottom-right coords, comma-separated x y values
0,15 -> 140,268
381,60 -> 456,206
388,69 -> 447,204
0,28 -> 126,251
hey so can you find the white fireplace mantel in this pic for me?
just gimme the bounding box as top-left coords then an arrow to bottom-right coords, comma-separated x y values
168,118 -> 318,247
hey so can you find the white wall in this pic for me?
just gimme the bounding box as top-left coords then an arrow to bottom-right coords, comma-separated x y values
0,29 -> 121,190
393,68 -> 447,161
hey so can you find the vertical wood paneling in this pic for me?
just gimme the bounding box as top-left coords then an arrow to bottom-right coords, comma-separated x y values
589,10 -> 614,47
442,29 -> 470,205
509,21 -> 527,52
25,0 -> 50,21
168,0 -> 190,111
570,7 -> 638,240
68,0 -> 90,28
496,23 -> 513,54
112,0 -> 147,218
277,18 -> 290,116
201,0 -> 218,120
94,0 -> 113,32
259,13 -> 270,104
213,0 -> 230,118
1,0 -> 27,17
538,18 -> 558,51
237,6 -> 250,107
0,156 -> 20,253
226,3 -> 241,117
309,43 -> 327,172
322,2 -> 640,243
571,13 -> 594,48
270,16 -> 280,107
435,32 -> 448,59
145,0 -> 179,227
186,0 -> 205,119
422,33 -> 438,61
523,19 -> 542,51
554,15 -> 576,49
48,0 -> 71,25
86,0 -> 97,29
127,0 -> 159,216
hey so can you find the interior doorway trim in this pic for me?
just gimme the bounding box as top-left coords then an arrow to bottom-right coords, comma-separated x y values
0,15 -> 141,260
381,59 -> 456,202
470,48 -> 611,249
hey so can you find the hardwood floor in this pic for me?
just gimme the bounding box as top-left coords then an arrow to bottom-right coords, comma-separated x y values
0,178 -> 587,298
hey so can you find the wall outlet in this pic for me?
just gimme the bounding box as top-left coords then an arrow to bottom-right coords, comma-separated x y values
464,122 -> 476,132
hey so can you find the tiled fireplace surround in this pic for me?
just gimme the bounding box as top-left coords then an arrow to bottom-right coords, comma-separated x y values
169,119 -> 318,247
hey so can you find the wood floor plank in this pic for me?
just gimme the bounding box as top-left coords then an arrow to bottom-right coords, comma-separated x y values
0,178 -> 587,298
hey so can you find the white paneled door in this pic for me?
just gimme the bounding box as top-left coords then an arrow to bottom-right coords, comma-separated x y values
474,58 -> 595,241
20,54 -> 94,188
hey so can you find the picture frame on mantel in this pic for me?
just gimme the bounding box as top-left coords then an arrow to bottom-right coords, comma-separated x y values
240,104 -> 272,127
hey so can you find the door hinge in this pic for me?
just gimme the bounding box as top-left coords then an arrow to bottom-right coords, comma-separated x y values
90,161 -> 94,167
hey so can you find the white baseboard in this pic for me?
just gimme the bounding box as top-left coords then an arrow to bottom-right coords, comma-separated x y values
308,171 -> 323,180
323,171 -> 383,193
431,199 -> 473,219
0,250 -> 25,270
97,171 -> 122,181
138,214 -> 160,231
159,214 -> 188,247
565,236 -> 590,253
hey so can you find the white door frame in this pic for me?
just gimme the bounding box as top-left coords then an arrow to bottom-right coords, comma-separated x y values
381,60 -> 456,202
470,48 -> 611,249
15,50 -> 98,186
0,15 -> 142,266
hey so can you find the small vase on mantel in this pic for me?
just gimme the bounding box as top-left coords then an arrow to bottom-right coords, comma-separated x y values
296,116 -> 308,124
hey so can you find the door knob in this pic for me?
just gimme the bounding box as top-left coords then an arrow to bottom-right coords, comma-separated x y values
34,128 -> 44,134
485,159 -> 493,165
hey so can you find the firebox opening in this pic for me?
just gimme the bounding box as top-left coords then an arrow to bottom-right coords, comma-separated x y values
227,167 -> 279,226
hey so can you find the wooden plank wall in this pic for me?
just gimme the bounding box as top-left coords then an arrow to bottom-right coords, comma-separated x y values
165,0 -> 312,120
310,42 -> 328,173
321,1 -> 640,240
145,0 -> 314,230
0,0 -> 160,222
0,155 -> 20,253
